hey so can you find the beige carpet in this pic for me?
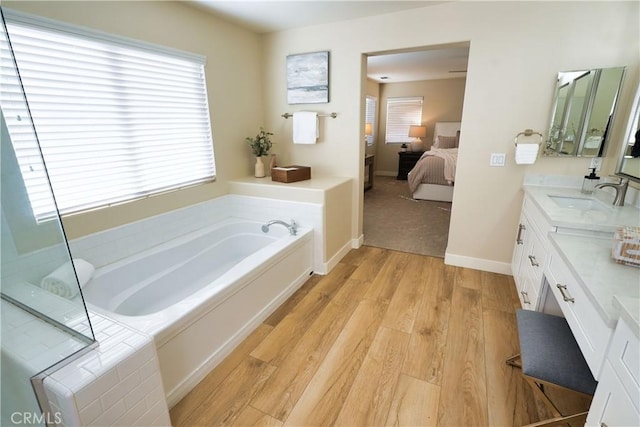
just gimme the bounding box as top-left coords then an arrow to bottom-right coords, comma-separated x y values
363,176 -> 451,258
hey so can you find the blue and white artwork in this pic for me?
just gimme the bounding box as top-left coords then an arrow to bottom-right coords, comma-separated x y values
287,51 -> 329,104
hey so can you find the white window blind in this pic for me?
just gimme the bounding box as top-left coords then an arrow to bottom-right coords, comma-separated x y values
1,10 -> 215,222
385,96 -> 423,144
365,96 -> 376,146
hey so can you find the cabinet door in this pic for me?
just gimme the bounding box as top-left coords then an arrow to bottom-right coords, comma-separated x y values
586,362 -> 640,427
512,214 -> 529,289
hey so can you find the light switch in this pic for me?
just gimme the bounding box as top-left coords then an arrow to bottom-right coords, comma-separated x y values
490,153 -> 506,167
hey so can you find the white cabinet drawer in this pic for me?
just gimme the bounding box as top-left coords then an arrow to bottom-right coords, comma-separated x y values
546,251 -> 613,378
586,361 -> 640,427
526,224 -> 548,284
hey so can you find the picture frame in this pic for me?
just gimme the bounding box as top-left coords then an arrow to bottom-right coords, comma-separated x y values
286,51 -> 329,104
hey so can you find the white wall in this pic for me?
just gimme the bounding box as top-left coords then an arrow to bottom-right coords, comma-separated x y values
261,1 -> 639,271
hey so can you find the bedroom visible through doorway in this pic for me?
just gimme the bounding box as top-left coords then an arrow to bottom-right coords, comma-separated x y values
363,43 -> 469,257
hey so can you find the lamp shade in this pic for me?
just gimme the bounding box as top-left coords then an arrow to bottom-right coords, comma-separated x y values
365,123 -> 373,136
408,125 -> 426,138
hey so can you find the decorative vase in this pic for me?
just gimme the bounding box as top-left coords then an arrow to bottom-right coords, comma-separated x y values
255,156 -> 266,178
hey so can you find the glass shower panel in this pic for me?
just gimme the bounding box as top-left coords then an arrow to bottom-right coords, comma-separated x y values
1,11 -> 95,426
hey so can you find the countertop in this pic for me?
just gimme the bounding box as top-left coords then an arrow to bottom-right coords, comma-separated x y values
524,185 -> 640,233
548,233 -> 639,328
522,178 -> 640,334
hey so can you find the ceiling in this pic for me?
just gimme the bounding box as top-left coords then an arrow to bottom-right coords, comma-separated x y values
187,0 -> 466,83
189,1 -> 447,34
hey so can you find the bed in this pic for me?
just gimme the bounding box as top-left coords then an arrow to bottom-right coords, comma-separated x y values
407,121 -> 461,202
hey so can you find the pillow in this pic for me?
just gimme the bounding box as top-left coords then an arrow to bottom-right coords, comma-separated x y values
435,135 -> 458,149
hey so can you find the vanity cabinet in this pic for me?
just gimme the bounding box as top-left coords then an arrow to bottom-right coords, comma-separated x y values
586,318 -> 640,426
511,197 -> 554,310
545,242 -> 613,379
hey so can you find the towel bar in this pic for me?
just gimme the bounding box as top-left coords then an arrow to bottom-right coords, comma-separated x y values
281,112 -> 337,119
514,129 -> 543,146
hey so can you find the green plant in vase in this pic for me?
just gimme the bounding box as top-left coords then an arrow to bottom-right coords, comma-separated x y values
245,127 -> 273,177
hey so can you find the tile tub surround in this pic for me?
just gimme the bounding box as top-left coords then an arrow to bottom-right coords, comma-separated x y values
42,312 -> 170,426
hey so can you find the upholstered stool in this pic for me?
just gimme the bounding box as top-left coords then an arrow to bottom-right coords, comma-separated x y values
506,309 -> 597,426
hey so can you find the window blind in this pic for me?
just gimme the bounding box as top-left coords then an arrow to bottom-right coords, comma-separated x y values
365,96 -> 376,146
1,10 -> 215,222
385,96 -> 423,144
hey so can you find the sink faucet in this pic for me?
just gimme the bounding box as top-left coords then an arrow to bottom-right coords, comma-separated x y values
595,177 -> 629,207
261,219 -> 298,235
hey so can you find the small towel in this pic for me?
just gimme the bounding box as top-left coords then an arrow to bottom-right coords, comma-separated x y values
515,143 -> 539,165
40,258 -> 95,299
293,112 -> 319,144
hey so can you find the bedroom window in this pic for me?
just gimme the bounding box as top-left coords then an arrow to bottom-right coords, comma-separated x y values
2,10 -> 215,222
365,96 -> 376,146
385,96 -> 423,144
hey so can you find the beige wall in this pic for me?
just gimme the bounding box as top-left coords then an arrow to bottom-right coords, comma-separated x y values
5,1 -> 265,239
375,78 -> 466,175
6,1 -> 639,271
365,78 -> 380,156
261,1 -> 639,270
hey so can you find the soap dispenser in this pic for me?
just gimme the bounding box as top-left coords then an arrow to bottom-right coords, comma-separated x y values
581,168 -> 600,194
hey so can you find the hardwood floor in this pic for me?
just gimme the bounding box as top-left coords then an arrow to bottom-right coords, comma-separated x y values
170,246 -> 589,426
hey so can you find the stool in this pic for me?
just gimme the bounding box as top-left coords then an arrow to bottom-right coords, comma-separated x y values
506,309 -> 597,426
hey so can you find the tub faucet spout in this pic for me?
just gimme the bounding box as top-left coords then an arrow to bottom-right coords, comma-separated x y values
595,177 -> 629,207
261,219 -> 298,235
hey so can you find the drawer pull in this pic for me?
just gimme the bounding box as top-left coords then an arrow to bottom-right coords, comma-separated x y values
516,224 -> 526,245
528,255 -> 539,267
556,284 -> 575,303
520,291 -> 531,305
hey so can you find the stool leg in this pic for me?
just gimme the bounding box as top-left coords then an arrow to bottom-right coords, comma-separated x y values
523,410 -> 589,427
506,354 -> 522,368
524,376 -> 563,419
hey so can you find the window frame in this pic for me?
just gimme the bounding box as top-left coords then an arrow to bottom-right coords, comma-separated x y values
1,9 -> 215,222
385,96 -> 423,144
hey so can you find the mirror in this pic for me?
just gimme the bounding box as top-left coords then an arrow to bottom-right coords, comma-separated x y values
616,81 -> 640,182
544,66 -> 625,157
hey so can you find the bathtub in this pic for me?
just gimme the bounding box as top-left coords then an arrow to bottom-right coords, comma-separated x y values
82,218 -> 313,407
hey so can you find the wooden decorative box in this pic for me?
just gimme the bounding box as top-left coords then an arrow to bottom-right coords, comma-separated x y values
271,165 -> 311,183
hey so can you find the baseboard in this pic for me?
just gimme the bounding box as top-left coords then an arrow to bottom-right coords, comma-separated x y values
375,171 -> 397,177
353,234 -> 363,248
322,239 -> 354,274
444,252 -> 512,275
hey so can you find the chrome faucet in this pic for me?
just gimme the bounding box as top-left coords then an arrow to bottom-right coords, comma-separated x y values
595,177 -> 629,207
261,219 -> 298,235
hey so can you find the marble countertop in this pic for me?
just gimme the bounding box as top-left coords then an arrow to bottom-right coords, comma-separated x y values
548,233 -> 639,328
524,185 -> 640,233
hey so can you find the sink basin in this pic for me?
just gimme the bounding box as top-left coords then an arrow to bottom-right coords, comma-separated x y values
548,195 -> 610,212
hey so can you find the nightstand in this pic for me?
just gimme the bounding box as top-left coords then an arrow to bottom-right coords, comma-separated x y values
364,154 -> 375,191
397,151 -> 424,180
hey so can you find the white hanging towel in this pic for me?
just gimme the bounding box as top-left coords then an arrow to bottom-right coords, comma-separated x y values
515,143 -> 539,165
293,112 -> 319,144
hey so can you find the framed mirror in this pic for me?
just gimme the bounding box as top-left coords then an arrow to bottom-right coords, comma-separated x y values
544,66 -> 625,157
616,81 -> 640,182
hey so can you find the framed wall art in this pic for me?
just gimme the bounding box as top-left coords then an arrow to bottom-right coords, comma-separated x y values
286,51 -> 329,104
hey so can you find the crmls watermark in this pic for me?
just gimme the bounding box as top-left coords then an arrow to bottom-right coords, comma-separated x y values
10,411 -> 62,425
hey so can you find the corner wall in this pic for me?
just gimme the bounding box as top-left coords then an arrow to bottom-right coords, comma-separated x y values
261,1 -> 639,271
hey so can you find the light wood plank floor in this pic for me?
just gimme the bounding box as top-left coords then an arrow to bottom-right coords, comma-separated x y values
170,246 -> 590,426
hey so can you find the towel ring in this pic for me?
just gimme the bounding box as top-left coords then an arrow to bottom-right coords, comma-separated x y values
515,129 -> 543,146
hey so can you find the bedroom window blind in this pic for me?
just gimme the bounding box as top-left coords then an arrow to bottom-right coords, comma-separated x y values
365,96 -> 376,146
385,96 -> 423,144
1,11 -> 215,222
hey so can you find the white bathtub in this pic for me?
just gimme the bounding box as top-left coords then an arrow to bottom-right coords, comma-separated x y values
82,218 -> 313,406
